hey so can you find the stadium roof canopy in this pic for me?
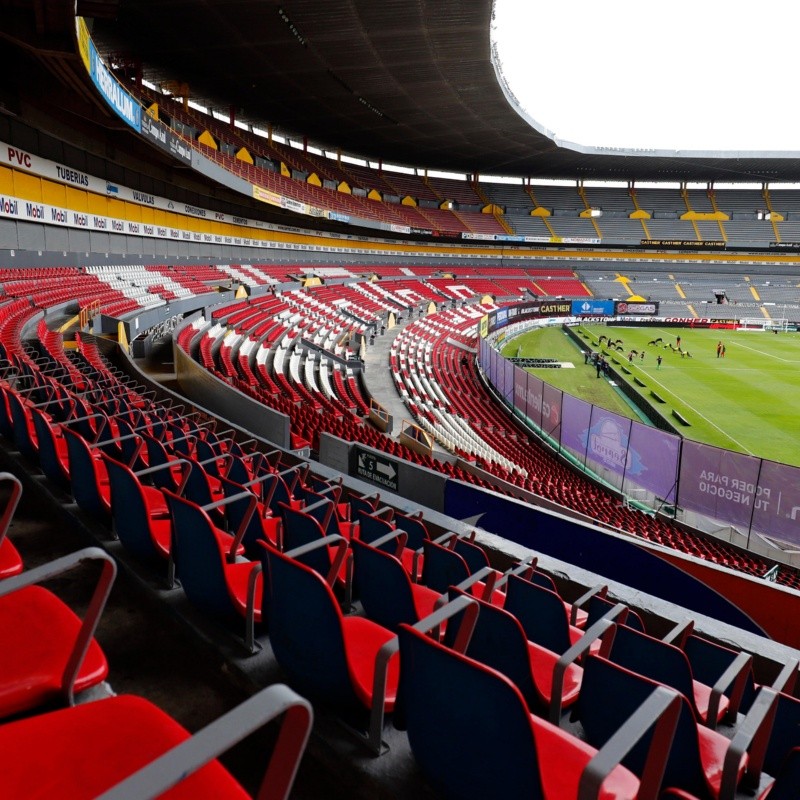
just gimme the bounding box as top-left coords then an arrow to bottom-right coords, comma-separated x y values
7,0 -> 800,183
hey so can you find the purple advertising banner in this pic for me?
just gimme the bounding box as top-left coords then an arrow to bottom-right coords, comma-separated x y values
541,382 -> 563,441
513,366 -> 528,422
525,373 -> 544,429
624,422 -> 680,504
583,407 -> 633,491
678,441 -> 761,529
749,460 -> 800,547
503,358 -> 516,402
560,394 -> 593,463
493,348 -> 507,398
487,345 -> 500,389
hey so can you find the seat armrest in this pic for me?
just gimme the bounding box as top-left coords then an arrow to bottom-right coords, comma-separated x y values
569,583 -> 608,627
550,605 -> 627,724
95,684 -> 313,800
707,651 -> 752,729
0,547 -> 116,706
368,594 -> 481,756
451,564 -> 498,604
769,657 -> 799,696
662,618 -> 694,646
720,687 -> 779,799
578,686 -> 681,800
492,555 -> 538,592
365,528 -> 409,556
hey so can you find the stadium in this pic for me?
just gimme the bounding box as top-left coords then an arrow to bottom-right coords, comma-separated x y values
2,0 -> 800,797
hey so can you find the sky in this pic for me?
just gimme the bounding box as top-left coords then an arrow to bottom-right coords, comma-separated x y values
492,0 -> 799,153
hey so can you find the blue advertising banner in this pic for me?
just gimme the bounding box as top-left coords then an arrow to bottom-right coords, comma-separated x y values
89,40 -> 141,132
571,299 -> 615,316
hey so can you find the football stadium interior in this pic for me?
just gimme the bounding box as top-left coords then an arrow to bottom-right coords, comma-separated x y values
3,1 -> 800,797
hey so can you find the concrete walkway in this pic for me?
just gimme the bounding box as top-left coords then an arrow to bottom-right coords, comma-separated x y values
360,316 -> 413,437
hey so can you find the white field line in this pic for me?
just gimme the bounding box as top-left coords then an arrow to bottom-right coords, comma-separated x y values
727,339 -> 797,362
630,328 -> 755,454
643,371 -> 755,455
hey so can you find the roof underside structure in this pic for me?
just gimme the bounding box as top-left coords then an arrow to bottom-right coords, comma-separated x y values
8,0 -> 800,183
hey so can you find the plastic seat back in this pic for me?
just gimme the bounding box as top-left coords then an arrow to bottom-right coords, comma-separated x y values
219,475 -> 272,558
397,621 -> 547,800
765,747 -> 800,800
586,594 -> 646,633
305,495 -> 339,538
608,625 -> 698,719
580,654 -> 710,799
103,456 -> 165,564
420,538 -> 470,594
392,510 -> 429,551
6,389 -> 37,461
31,408 -> 70,490
280,502 -> 333,579
182,460 -> 218,509
763,692 -> 800,779
357,510 -> 393,546
351,537 -> 417,632
453,536 -> 490,575
141,433 -> 182,491
444,586 -> 546,714
266,546 -> 357,712
62,427 -> 110,523
347,492 -> 377,518
503,574 -> 573,655
0,386 -> 15,440
165,491 -> 239,624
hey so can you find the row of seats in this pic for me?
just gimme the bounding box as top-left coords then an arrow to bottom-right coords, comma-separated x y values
0,262 -> 795,593
0,545 -> 312,798
4,293 -> 800,796
170,270 -> 800,592
389,300 -> 788,588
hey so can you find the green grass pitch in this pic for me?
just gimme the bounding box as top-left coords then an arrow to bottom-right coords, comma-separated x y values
501,324 -> 800,468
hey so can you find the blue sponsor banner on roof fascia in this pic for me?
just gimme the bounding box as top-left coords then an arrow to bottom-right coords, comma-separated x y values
89,41 -> 141,132
571,299 -> 615,316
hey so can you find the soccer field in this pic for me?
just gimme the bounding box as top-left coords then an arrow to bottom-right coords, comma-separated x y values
503,324 -> 800,468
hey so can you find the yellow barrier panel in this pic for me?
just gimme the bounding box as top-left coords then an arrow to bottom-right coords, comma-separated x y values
368,399 -> 391,433
117,320 -> 129,351
236,147 -> 253,164
680,210 -> 730,221
79,299 -> 101,330
57,314 -> 81,334
399,419 -> 433,458
197,130 -> 218,149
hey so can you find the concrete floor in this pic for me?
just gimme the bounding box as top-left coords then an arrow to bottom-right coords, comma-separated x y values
360,317 -> 410,437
